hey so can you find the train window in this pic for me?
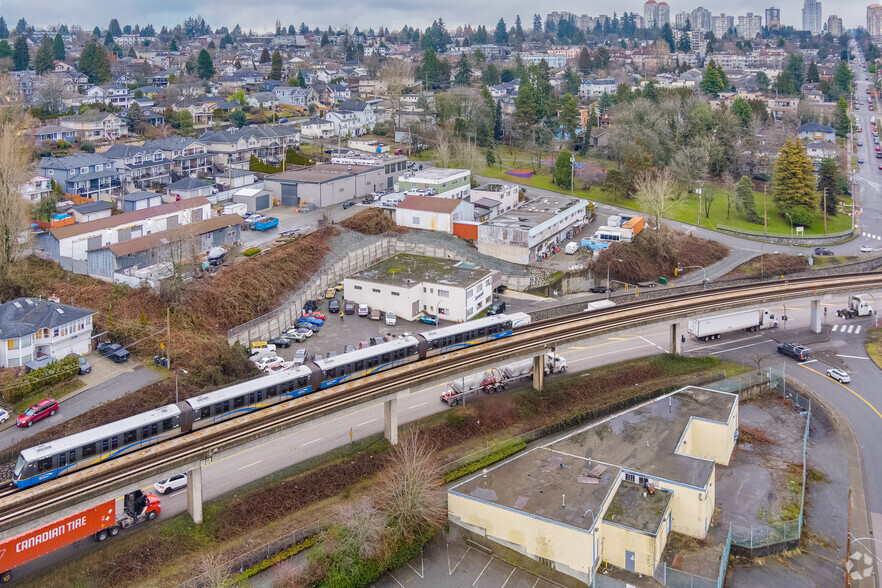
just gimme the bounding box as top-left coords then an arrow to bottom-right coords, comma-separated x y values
69,450 -> 77,463
298,377 -> 307,387
111,436 -> 119,450
201,407 -> 211,419
59,453 -> 66,467
162,418 -> 173,431
267,386 -> 277,397
142,427 -> 149,438
82,443 -> 96,457
223,401 -> 230,413
215,403 -> 222,414
102,439 -> 109,453
234,396 -> 244,409
503,321 -> 512,330
324,369 -> 334,379
38,457 -> 53,472
455,334 -> 463,343
354,360 -> 364,371
257,391 -> 262,402
477,328 -> 486,337
249,393 -> 255,404
124,430 -> 136,444
382,353 -> 390,364
151,424 -> 158,436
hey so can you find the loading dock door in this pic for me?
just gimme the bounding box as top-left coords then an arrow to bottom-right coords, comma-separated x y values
280,183 -> 299,207
256,193 -> 270,211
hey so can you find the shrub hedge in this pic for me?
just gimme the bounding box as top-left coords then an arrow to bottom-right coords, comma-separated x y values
443,439 -> 527,483
1,356 -> 79,404
236,534 -> 318,581
242,248 -> 261,257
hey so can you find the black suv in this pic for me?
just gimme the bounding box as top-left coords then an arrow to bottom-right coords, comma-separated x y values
487,301 -> 506,315
813,247 -> 834,256
777,343 -> 811,361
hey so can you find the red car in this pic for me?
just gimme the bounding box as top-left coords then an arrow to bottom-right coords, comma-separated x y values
302,311 -> 326,320
357,340 -> 371,350
17,398 -> 59,427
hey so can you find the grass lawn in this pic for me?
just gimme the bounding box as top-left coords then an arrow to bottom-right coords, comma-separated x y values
13,378 -> 85,413
409,149 -> 435,161
481,165 -> 853,237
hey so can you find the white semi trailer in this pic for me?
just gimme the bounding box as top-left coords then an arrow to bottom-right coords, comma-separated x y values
688,308 -> 778,342
441,353 -> 567,406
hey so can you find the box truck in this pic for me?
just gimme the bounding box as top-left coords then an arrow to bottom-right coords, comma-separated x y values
565,242 -> 579,255
688,308 -> 778,341
0,490 -> 161,583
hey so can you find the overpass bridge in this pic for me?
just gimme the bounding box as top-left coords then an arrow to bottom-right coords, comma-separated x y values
0,272 -> 879,541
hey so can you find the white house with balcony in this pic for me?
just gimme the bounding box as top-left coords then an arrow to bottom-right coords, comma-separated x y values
0,298 -> 96,368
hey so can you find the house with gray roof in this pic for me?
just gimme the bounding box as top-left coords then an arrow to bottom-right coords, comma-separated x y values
103,144 -> 174,190
57,110 -> 128,142
38,154 -> 122,201
198,124 -> 300,171
122,190 -> 164,212
0,297 -> 96,368
143,137 -> 212,178
166,177 -> 214,200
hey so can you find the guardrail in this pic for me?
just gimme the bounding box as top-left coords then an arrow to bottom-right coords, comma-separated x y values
2,273 -> 880,535
716,224 -> 854,242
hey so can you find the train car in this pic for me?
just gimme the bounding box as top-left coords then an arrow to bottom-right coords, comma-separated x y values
184,365 -> 314,431
421,313 -> 530,357
311,337 -> 421,389
13,405 -> 183,489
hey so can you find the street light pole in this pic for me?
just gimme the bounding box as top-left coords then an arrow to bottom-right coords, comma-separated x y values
785,212 -> 793,238
607,258 -> 623,300
175,368 -> 188,404
570,155 -> 576,195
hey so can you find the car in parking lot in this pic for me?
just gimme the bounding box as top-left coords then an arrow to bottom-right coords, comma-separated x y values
255,356 -> 284,371
813,247 -> 834,256
385,312 -> 397,326
358,304 -> 369,317
17,398 -> 59,427
283,330 -> 308,342
293,349 -> 308,365
97,342 -> 122,356
342,201 -> 355,209
300,316 -> 324,326
357,340 -> 370,349
418,313 -> 439,325
344,301 -> 356,315
325,287 -> 337,299
295,321 -> 320,332
859,157 -> 864,164
268,337 -> 291,348
861,245 -> 874,253
78,356 -> 92,375
826,368 -> 851,383
303,311 -> 326,320
0,408 -> 8,424
154,473 -> 188,494
370,308 -> 382,321
329,299 -> 340,314
343,344 -> 356,353
589,286 -> 611,293
312,353 -> 324,361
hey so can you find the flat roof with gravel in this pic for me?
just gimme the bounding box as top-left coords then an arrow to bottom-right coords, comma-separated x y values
549,386 -> 736,489
349,253 -> 492,289
452,447 -> 621,532
603,481 -> 672,534
482,194 -> 586,230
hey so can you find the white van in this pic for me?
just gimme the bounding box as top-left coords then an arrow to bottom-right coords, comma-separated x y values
565,242 -> 579,255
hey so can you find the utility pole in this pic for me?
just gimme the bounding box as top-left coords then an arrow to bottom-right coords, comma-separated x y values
763,186 -> 768,234
823,187 -> 827,234
166,307 -> 170,367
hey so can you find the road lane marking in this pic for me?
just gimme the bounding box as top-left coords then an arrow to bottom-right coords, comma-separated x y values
832,324 -> 839,332
569,343 -> 657,362
802,359 -> 818,364
639,336 -> 667,352
302,437 -> 323,446
239,460 -> 262,470
848,325 -> 855,334
837,354 -> 871,360
856,326 -> 863,334
707,340 -> 774,355
695,334 -> 762,349
408,402 -> 428,410
800,364 -> 882,419
356,418 -> 377,427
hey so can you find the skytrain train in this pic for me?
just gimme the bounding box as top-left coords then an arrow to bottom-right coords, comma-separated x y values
13,313 -> 531,488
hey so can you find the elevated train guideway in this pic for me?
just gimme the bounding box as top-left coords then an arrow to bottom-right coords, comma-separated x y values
1,272 -> 880,539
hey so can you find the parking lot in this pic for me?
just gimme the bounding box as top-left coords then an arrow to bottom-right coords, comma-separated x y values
374,525 -> 560,588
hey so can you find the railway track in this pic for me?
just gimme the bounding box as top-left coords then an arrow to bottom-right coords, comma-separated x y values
1,272 -> 880,530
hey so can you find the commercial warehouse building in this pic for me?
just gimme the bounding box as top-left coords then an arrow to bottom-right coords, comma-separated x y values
263,163 -> 385,208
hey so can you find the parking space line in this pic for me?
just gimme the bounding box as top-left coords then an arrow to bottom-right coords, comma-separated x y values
802,359 -> 818,364
388,573 -> 406,588
449,543 -> 471,575
473,555 -> 493,586
407,549 -> 424,578
501,567 -> 516,588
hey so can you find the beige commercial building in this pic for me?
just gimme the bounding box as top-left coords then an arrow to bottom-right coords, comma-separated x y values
263,164 -> 385,209
449,386 -> 739,586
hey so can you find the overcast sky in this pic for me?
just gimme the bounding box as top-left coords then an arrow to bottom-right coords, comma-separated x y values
0,0 -> 868,33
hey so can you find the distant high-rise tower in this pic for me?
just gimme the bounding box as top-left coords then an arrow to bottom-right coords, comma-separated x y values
645,0 -> 659,29
868,5 -> 882,37
657,2 -> 671,27
827,15 -> 843,36
738,13 -> 763,39
802,0 -> 822,34
765,7 -> 781,30
690,6 -> 712,31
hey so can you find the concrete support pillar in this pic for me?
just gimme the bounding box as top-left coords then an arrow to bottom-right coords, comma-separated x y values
186,464 -> 203,525
384,397 -> 398,445
670,323 -> 683,355
810,299 -> 822,334
533,353 -> 546,391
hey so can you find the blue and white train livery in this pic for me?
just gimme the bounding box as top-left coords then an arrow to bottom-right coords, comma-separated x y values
12,313 -> 532,488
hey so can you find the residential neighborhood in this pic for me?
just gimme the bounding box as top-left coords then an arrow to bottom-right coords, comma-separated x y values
0,4 -> 879,588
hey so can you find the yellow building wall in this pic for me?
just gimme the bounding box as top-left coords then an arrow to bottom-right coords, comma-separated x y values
654,467 -> 715,540
677,400 -> 738,466
601,521 -> 658,576
449,493 -> 597,578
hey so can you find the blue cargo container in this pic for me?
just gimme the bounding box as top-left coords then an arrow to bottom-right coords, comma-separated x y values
253,217 -> 279,231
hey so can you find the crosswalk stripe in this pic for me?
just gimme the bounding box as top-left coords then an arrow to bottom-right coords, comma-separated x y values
832,324 -> 839,332
856,325 -> 862,334
847,325 -> 855,334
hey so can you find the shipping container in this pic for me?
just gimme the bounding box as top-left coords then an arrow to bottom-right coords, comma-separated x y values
622,216 -> 644,236
0,491 -> 160,583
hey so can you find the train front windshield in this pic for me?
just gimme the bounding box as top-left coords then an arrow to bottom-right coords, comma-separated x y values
13,455 -> 25,479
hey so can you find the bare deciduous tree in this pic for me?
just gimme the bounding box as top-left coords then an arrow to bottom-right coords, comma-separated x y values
198,551 -> 234,588
633,168 -> 678,231
432,126 -> 453,168
381,59 -> 413,129
337,499 -> 387,561
380,431 -> 445,541
0,82 -> 33,294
